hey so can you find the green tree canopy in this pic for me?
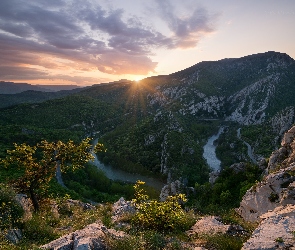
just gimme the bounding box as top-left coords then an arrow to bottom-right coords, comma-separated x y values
1,138 -> 103,211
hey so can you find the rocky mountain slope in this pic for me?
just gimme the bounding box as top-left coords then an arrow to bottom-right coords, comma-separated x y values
0,51 -> 294,185
21,126 -> 294,250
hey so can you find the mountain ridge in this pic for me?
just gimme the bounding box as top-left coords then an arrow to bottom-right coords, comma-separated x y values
0,51 -> 294,185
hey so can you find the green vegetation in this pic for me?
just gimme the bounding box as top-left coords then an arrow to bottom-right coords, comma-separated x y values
0,138 -> 103,211
190,164 -> 262,213
0,184 -> 24,230
131,181 -> 195,232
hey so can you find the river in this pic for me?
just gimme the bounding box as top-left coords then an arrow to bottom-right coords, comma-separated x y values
237,128 -> 257,164
91,145 -> 164,190
203,127 -> 224,171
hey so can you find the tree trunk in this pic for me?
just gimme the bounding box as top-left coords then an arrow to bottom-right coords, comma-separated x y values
29,187 -> 39,212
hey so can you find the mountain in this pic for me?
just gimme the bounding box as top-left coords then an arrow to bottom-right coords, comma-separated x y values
0,88 -> 85,108
0,81 -> 81,94
0,51 -> 294,186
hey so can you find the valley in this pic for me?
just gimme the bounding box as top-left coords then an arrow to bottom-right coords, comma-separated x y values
1,51 -> 295,249
1,51 -> 295,187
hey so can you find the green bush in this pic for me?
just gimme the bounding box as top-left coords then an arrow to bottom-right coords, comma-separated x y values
23,213 -> 58,244
131,181 -> 195,232
0,184 -> 24,229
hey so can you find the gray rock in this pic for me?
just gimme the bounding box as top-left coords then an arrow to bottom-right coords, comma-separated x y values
15,194 -> 33,221
5,229 -> 22,244
41,222 -> 125,250
187,216 -> 230,235
111,197 -> 135,224
159,180 -> 182,201
242,207 -> 295,250
209,170 -> 220,184
237,164 -> 295,222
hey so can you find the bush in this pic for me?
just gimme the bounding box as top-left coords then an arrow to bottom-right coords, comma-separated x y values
0,184 -> 24,230
23,213 -> 58,244
131,181 -> 195,232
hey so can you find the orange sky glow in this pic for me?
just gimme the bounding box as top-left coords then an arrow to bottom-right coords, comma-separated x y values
0,0 -> 294,86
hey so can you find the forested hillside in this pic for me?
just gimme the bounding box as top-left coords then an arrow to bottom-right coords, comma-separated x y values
1,51 -> 295,186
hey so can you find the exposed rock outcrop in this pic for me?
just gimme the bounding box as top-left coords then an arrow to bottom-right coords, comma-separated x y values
237,163 -> 295,222
242,205 -> 295,249
159,180 -> 182,201
238,126 -> 295,222
267,126 -> 295,173
111,197 -> 135,225
5,229 -> 22,245
187,216 -> 246,238
238,126 -> 295,249
41,222 -> 126,250
15,194 -> 33,221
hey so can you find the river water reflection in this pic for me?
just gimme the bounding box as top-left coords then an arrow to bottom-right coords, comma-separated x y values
91,153 -> 164,190
203,127 -> 224,171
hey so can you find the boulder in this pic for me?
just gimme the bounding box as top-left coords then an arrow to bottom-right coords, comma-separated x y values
41,222 -> 126,250
5,229 -> 22,244
237,164 -> 295,222
187,216 -> 230,235
229,162 -> 247,173
15,194 -> 33,221
111,197 -> 135,225
242,205 -> 295,250
159,180 -> 182,201
209,170 -> 220,184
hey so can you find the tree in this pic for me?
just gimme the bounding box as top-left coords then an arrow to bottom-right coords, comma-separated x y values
1,138 -> 103,211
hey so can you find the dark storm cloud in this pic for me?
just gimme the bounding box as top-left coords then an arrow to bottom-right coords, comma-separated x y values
0,0 -> 218,83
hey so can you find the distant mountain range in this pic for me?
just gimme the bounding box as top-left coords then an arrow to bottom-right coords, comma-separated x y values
0,81 -> 81,94
1,51 -> 294,185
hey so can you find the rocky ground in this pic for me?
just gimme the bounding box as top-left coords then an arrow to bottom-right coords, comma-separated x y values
5,126 -> 295,249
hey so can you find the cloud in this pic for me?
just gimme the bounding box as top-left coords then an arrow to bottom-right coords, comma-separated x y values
0,0 -> 218,84
155,0 -> 219,48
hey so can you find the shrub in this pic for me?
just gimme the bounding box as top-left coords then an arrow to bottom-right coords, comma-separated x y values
23,213 -> 58,244
131,181 -> 195,232
0,184 -> 24,230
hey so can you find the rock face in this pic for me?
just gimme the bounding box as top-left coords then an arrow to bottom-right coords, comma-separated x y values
15,194 -> 33,221
238,126 -> 295,222
242,205 -> 295,250
237,163 -> 295,222
238,126 -> 295,249
41,222 -> 125,250
267,126 -> 295,173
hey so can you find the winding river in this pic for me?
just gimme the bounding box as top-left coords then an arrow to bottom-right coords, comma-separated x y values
90,139 -> 164,190
202,127 -> 224,171
91,154 -> 164,190
237,128 -> 257,164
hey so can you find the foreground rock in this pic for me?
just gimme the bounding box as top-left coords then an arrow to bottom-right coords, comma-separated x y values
111,197 -> 135,227
237,163 -> 295,222
242,205 -> 295,249
237,126 -> 295,222
41,222 -> 125,250
187,216 -> 246,237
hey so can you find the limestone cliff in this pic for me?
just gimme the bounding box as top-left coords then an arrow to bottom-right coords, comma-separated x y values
238,126 -> 295,249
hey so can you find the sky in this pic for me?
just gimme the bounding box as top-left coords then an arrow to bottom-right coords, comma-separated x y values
0,0 -> 294,86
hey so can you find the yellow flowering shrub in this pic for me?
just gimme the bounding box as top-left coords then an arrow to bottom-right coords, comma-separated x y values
131,181 -> 195,232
